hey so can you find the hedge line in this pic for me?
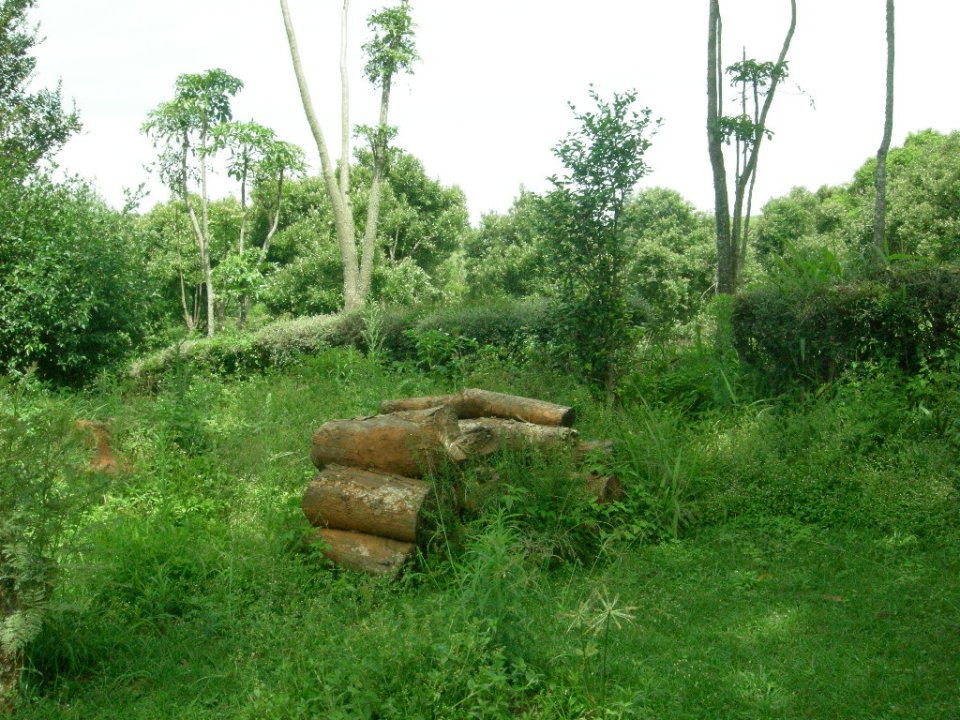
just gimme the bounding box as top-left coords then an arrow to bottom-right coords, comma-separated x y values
129,299 -> 558,384
732,265 -> 960,388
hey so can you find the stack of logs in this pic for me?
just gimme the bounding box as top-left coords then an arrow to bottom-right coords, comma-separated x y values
303,388 -> 620,576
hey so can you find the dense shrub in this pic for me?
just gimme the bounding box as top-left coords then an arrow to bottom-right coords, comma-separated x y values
732,265 -> 960,389
0,177 -> 160,384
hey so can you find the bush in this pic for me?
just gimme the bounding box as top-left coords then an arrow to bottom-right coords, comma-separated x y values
732,265 -> 960,389
0,177 -> 160,384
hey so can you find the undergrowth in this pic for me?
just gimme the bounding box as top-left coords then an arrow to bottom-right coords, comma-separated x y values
3,334 -> 958,718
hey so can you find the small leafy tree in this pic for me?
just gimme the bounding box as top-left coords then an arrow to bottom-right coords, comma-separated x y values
211,121 -> 306,324
542,87 -> 659,393
142,69 -> 244,337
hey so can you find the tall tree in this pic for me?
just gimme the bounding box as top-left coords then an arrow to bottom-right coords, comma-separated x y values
873,0 -> 895,258
279,0 -> 418,311
706,0 -> 796,294
142,69 -> 244,337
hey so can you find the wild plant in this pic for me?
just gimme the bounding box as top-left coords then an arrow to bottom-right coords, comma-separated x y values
563,587 -> 637,706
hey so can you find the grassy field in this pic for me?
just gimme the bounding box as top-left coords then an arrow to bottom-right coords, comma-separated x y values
8,345 -> 960,718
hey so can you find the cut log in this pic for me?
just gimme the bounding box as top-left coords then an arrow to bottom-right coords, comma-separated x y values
458,417 -> 578,452
302,465 -> 435,543
459,388 -> 576,427
447,423 -> 500,459
311,406 -> 462,477
305,529 -> 414,576
379,394 -> 460,415
380,388 -> 576,427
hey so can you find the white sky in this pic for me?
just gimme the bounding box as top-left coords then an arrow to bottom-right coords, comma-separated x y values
30,1 -> 960,223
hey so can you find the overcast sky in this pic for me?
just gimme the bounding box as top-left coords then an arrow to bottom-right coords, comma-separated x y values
29,1 -> 960,223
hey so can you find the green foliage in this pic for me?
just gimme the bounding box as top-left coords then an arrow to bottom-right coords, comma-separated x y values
255,152 -> 468,316
362,1 -> 419,87
7,340 -> 960,717
142,69 -> 244,193
850,129 -> 960,260
543,87 -> 660,390
0,176 -> 161,383
0,378 -> 93,668
465,191 -> 547,299
623,188 -> 716,332
353,149 -> 470,274
0,0 -> 80,182
754,131 -> 960,271
732,265 -> 960,389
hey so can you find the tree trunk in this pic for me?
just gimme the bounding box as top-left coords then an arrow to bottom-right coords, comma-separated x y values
707,0 -> 733,294
708,0 -> 796,294
731,0 -> 796,285
305,528 -> 413,577
302,465 -> 435,543
380,389 -> 577,427
310,406 -> 464,477
279,0 -> 360,310
874,0 -> 895,258
199,128 -> 216,337
458,418 -> 579,452
460,389 -> 577,427
448,422 -> 500,459
357,80 -> 393,301
573,440 -> 615,465
339,0 -> 351,200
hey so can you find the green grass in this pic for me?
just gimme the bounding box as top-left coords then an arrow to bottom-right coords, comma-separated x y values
7,343 -> 960,718
21,523 -> 960,719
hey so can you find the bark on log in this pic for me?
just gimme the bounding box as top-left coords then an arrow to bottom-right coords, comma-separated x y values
458,417 -> 578,452
380,389 -> 576,427
448,423 -> 500,459
305,529 -> 414,577
302,465 -> 435,543
459,389 -> 576,427
380,394 -> 460,415
311,406 -> 462,477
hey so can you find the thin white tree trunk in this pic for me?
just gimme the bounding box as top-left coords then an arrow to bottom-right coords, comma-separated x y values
198,128 -> 216,337
730,0 -> 796,289
874,0 -> 895,258
358,80 -> 392,300
280,0 -> 360,310
707,0 -> 733,293
339,0 -> 351,199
